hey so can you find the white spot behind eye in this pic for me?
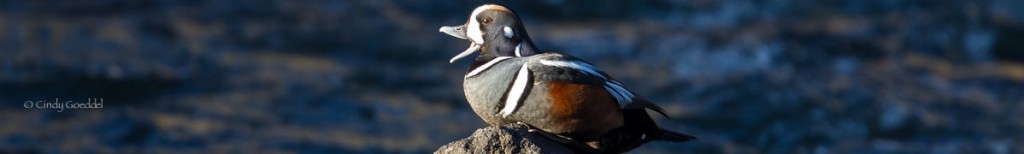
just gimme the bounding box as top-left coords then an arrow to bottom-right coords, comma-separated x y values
503,26 -> 514,39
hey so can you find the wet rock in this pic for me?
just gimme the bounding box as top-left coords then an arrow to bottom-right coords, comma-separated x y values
435,124 -> 574,154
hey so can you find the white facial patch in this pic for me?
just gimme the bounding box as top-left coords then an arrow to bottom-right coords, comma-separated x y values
503,26 -> 514,39
466,5 -> 493,44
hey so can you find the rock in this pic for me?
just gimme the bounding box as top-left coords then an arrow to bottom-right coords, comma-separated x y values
435,124 -> 576,154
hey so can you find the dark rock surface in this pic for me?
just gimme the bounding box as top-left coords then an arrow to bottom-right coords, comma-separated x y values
434,124 -> 573,154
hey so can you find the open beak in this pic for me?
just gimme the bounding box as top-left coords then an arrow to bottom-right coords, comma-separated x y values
440,25 -> 480,63
449,43 -> 480,63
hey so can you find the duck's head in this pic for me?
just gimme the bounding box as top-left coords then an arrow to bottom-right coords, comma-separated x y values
440,4 -> 538,63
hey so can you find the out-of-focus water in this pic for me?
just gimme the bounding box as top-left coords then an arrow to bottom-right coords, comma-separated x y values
1,0 -> 1023,153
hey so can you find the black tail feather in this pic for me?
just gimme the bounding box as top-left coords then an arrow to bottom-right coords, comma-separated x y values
653,128 -> 696,142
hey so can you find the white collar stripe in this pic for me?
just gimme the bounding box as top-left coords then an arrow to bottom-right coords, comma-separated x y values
501,63 -> 531,117
465,56 -> 513,78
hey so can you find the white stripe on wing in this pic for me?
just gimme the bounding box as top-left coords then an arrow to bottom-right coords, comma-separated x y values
537,60 -> 607,80
538,59 -> 635,107
604,84 -> 628,107
605,81 -> 634,107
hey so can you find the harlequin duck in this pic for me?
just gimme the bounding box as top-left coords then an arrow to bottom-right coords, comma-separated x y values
440,4 -> 695,153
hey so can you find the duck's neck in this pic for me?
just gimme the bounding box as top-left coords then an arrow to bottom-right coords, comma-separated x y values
468,41 -> 539,72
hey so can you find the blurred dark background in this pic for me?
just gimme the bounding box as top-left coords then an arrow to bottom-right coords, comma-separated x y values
1,0 -> 1023,153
